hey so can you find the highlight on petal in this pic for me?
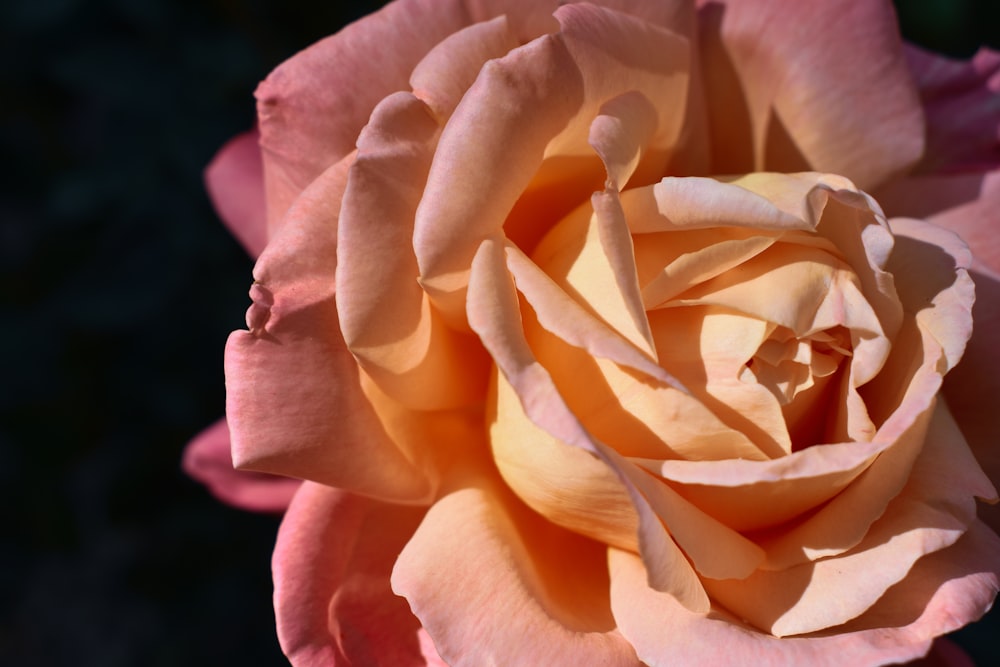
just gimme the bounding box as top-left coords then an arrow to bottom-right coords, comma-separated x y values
391,475 -> 640,667
182,418 -> 300,513
205,129 -> 268,258
273,482 -> 435,666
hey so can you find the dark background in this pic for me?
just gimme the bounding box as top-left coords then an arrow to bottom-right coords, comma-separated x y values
1,1 -> 998,665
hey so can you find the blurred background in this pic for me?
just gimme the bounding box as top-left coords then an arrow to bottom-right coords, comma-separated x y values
1,0 -> 998,664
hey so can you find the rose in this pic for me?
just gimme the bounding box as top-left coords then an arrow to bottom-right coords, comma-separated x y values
183,0 -> 1000,665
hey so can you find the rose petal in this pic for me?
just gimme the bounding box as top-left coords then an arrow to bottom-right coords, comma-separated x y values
336,91 -> 489,410
409,16 -> 523,120
468,235 -> 709,609
415,2 -> 692,324
905,45 -> 1000,174
705,400 -> 994,637
391,477 -> 640,667
204,129 -> 268,258
609,520 -> 1000,667
225,158 -> 432,503
182,418 -> 300,513
256,0 -> 560,228
273,482 -> 437,666
696,0 -> 924,189
531,190 -> 658,357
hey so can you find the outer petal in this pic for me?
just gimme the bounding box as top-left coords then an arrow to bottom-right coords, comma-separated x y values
904,45 -> 1000,174
225,158 -> 433,504
273,482 -> 442,666
204,129 -> 267,258
182,418 -> 299,513
391,476 -> 639,667
255,0 -> 559,228
696,0 -> 924,188
609,521 -> 1000,667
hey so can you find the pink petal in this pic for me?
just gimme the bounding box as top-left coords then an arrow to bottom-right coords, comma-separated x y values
182,418 -> 300,513
696,0 -> 924,189
609,520 -> 1000,667
913,638 -> 975,667
204,129 -> 267,258
273,482 -> 440,666
390,476 -> 640,667
336,91 -> 489,410
409,16 -> 524,120
905,45 -> 1000,174
224,157 -> 433,503
255,0 -> 559,230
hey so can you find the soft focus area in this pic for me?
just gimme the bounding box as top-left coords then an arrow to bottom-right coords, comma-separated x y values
1,0 -> 998,665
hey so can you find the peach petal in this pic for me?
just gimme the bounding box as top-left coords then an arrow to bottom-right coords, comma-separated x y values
467,236 -> 709,611
521,303 -> 770,462
609,521 -> 1000,667
336,91 -> 489,410
182,418 -> 300,513
415,3 -> 691,324
648,306 -> 792,457
589,91 -> 660,189
888,218 -> 975,372
696,0 -> 923,189
905,45 -> 1000,174
503,241 -> 677,387
756,372 -> 936,569
225,159 -> 432,503
490,364 -> 640,552
273,482 -> 435,666
706,401 -> 994,636
204,130 -> 267,258
532,192 -> 658,358
390,478 -> 640,667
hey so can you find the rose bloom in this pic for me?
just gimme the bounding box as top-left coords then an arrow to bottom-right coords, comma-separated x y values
184,0 -> 1000,665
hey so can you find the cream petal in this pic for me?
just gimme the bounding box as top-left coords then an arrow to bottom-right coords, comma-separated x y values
391,478 -> 640,667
